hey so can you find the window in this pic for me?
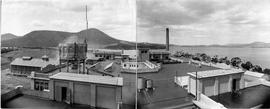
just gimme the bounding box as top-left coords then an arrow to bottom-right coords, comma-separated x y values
34,80 -> 49,91
35,81 -> 39,90
45,83 -> 48,89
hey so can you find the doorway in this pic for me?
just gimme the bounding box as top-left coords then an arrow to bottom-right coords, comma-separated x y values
61,87 -> 67,101
232,79 -> 240,92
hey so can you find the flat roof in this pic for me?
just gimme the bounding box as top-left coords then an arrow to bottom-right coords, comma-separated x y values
210,85 -> 270,108
10,58 -> 58,68
244,71 -> 264,78
188,69 -> 244,79
149,50 -> 170,54
136,63 -> 219,108
50,72 -> 123,86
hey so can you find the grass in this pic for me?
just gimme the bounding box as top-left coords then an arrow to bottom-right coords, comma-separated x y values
1,69 -> 31,94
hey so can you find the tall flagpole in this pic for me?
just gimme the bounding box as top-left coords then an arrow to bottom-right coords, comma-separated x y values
86,5 -> 88,32
84,5 -> 88,74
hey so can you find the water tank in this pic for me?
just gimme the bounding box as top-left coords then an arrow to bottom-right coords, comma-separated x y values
137,77 -> 145,90
59,42 -> 87,61
146,79 -> 153,89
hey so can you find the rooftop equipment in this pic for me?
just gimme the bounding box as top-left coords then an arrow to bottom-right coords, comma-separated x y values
146,79 -> 153,91
22,56 -> 32,60
138,77 -> 146,92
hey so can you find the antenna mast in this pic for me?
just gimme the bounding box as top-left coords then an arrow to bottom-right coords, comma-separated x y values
85,5 -> 88,39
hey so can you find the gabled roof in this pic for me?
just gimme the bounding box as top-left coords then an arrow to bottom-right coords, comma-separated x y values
50,72 -> 123,86
188,69 -> 244,78
10,58 -> 58,68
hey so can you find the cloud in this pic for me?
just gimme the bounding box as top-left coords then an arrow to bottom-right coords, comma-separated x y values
30,20 -> 44,27
2,0 -> 136,41
137,0 -> 228,27
137,0 -> 270,44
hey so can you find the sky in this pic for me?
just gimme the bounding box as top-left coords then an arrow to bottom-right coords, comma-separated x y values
1,0 -> 136,41
137,0 -> 270,45
2,0 -> 270,45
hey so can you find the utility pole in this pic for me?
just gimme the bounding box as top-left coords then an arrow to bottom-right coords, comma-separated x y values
196,71 -> 197,100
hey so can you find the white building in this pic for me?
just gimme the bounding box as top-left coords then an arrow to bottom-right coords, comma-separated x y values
188,69 -> 245,97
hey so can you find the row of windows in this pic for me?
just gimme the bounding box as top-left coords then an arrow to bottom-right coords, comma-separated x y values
34,80 -> 49,91
141,50 -> 148,53
123,64 -> 139,68
11,66 -> 40,72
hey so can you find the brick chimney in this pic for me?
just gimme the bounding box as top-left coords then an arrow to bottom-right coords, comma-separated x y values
166,28 -> 169,51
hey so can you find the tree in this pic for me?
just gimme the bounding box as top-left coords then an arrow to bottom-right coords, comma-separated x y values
211,57 -> 218,63
241,61 -> 253,70
225,60 -> 230,65
204,56 -> 211,63
192,57 -> 201,61
231,57 -> 242,67
263,68 -> 270,75
251,65 -> 263,73
219,57 -> 228,63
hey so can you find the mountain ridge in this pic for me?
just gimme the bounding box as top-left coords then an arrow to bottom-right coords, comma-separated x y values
1,33 -> 19,41
1,28 -> 165,49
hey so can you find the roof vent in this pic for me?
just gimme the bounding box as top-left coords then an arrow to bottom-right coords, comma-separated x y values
22,56 -> 32,60
42,55 -> 49,61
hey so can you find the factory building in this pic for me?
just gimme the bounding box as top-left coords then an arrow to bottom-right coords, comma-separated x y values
149,50 -> 170,61
93,50 -> 122,60
58,38 -> 87,74
10,56 -> 58,76
137,48 -> 150,62
49,72 -> 123,109
188,69 -> 245,97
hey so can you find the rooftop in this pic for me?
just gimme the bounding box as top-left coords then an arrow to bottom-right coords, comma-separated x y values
244,71 -> 265,78
49,72 -> 123,86
188,69 -> 244,79
136,63 -> 219,108
149,50 -> 170,54
10,57 -> 58,68
93,49 -> 122,55
210,85 -> 270,108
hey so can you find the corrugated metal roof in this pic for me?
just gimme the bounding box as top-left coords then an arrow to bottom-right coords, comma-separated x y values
10,58 -> 58,68
50,72 -> 123,86
188,69 -> 244,78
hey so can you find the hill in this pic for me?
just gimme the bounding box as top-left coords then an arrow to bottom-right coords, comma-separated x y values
1,33 -> 18,41
1,28 -> 165,49
178,42 -> 270,48
1,31 -> 71,47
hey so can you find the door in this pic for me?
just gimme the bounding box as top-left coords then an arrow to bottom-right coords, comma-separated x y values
96,86 -> 117,109
61,87 -> 67,101
203,79 -> 215,96
218,76 -> 229,94
232,79 -> 240,92
74,84 -> 91,105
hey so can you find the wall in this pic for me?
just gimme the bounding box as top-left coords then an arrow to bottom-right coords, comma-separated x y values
21,89 -> 50,99
50,79 -> 122,109
1,87 -> 22,104
11,65 -> 41,75
189,73 -> 244,97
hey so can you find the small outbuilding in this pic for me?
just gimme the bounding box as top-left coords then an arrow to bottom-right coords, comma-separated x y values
188,69 -> 245,97
49,72 -> 123,109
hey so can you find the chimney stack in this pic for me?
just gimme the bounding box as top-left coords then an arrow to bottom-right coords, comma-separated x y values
166,28 -> 169,51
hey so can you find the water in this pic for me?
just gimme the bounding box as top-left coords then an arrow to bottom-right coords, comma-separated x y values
170,46 -> 270,69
